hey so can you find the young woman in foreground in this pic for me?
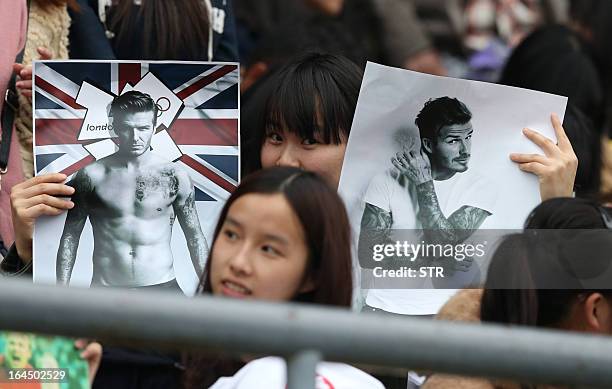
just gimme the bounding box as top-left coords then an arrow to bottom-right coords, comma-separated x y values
182,166 -> 382,388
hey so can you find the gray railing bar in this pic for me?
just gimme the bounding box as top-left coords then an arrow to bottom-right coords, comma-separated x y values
0,279 -> 611,388
287,350 -> 321,389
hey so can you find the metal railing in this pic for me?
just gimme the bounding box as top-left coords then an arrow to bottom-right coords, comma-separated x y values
0,278 -> 611,388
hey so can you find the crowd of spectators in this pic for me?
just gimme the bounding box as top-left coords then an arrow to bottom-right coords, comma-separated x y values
1,1 -> 612,388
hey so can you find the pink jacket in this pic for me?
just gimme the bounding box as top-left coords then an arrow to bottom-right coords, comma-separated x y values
0,0 -> 27,244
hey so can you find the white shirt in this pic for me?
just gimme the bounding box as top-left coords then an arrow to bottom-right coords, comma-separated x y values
210,357 -> 385,389
362,169 -> 497,315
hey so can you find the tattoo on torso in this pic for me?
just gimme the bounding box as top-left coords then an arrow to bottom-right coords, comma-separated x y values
134,170 -> 179,202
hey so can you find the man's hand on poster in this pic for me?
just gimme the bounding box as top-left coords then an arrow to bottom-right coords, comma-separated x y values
10,173 -> 75,264
510,114 -> 578,201
392,148 -> 433,185
13,47 -> 53,99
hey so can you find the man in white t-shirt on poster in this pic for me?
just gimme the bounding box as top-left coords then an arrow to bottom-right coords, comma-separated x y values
359,96 -> 497,316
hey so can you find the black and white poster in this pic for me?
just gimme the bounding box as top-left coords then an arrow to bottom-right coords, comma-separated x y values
339,63 -> 567,314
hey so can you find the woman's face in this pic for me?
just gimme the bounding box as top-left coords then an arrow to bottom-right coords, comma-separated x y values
210,193 -> 313,301
260,128 -> 347,189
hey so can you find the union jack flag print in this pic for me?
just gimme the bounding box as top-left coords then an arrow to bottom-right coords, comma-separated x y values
33,61 -> 239,202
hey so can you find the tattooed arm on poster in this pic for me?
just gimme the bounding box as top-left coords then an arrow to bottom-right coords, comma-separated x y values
173,168 -> 208,277
56,169 -> 92,285
358,202 -> 394,269
392,149 -> 490,244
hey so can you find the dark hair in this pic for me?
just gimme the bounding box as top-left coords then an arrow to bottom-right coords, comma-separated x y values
109,0 -> 209,60
235,0 -> 382,68
483,197 -> 612,352
246,17 -> 368,70
415,97 -> 472,142
483,198 -> 612,329
498,25 -> 604,131
481,202 -> 612,389
184,166 -> 353,388
561,104 -> 601,197
569,0 -> 612,72
241,53 -> 363,175
482,231 -> 612,328
110,90 -> 158,127
524,197 -> 608,230
198,166 -> 353,305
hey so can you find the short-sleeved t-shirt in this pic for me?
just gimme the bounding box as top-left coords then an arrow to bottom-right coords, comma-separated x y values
210,357 -> 385,389
362,169 -> 497,315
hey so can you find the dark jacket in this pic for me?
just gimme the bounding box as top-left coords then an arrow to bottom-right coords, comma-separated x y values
0,244 -> 31,277
69,0 -> 239,61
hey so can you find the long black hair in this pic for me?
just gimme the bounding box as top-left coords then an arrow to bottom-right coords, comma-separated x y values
183,166 -> 353,388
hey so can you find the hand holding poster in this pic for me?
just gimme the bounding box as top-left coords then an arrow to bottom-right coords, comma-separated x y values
339,63 -> 567,315
32,61 -> 240,294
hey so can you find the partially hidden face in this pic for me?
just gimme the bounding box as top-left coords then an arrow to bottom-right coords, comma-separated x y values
114,111 -> 156,157
424,122 -> 473,174
210,193 -> 314,301
260,128 -> 347,189
5,334 -> 32,369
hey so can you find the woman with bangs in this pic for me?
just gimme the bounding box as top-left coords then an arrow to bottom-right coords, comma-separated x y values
242,52 -> 362,189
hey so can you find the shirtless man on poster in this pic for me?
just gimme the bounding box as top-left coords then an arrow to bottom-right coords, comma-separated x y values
56,91 -> 208,288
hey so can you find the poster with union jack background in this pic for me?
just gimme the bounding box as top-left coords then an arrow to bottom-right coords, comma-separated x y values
32,61 -> 239,295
